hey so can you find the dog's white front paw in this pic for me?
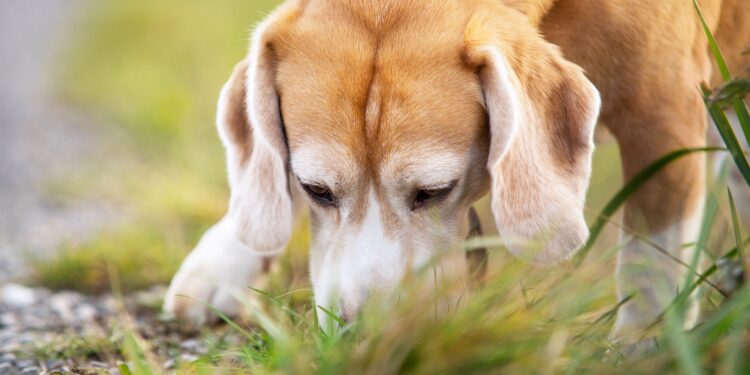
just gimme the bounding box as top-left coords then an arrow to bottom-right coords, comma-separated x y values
163,216 -> 270,325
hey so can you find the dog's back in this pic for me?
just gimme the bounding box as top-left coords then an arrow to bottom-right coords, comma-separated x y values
541,0 -> 748,114
712,0 -> 750,84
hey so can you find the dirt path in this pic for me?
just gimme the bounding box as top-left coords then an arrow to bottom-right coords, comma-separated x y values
0,0 -> 119,282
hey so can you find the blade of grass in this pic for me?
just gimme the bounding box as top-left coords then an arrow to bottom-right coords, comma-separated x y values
670,168 -> 720,325
694,0 -> 750,171
107,263 -> 159,373
576,147 -> 724,264
572,294 -> 633,343
118,364 -> 134,375
703,87 -> 750,186
720,312 -> 749,375
717,293 -> 750,375
248,286 -> 306,323
665,307 -> 704,375
695,289 -> 750,346
193,297 -> 257,343
317,305 -> 347,329
693,0 -> 731,80
727,189 -> 745,266
642,236 -> 750,335
600,218 -> 727,296
734,99 -> 750,152
687,238 -> 750,296
229,290 -> 290,345
707,79 -> 750,107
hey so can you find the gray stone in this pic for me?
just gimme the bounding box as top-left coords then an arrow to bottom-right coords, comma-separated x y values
49,292 -> 82,324
45,359 -> 64,370
101,296 -> 118,313
0,329 -> 18,343
0,362 -> 14,375
18,367 -> 39,375
75,304 -> 97,322
22,314 -> 52,330
163,358 -> 176,370
0,352 -> 15,363
13,360 -> 32,369
0,313 -> 17,328
180,353 -> 199,363
0,284 -> 36,308
135,285 -> 166,308
180,338 -> 201,351
89,360 -> 109,368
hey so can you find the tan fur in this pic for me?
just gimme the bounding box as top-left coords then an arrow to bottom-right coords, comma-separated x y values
464,2 -> 600,263
504,0 -> 558,25
166,0 -> 750,341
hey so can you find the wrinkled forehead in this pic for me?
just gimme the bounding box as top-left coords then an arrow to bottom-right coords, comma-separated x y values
290,139 -> 473,190
275,3 -> 486,182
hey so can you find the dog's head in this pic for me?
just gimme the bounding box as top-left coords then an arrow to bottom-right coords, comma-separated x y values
218,0 -> 599,321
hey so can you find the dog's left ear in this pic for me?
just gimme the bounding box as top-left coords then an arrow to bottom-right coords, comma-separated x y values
216,5 -> 303,253
464,10 -> 601,264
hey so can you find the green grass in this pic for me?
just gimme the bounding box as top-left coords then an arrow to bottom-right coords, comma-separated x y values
25,0 -> 750,373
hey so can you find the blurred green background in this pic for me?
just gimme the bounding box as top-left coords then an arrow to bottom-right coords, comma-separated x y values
33,0 -> 283,292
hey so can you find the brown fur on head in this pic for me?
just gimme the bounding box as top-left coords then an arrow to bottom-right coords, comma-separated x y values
218,0 -> 599,320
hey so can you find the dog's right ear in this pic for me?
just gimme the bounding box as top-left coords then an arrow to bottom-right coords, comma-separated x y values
216,16 -> 294,254
464,6 -> 600,264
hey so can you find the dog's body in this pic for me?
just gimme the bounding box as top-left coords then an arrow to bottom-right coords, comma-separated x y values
164,0 -> 750,345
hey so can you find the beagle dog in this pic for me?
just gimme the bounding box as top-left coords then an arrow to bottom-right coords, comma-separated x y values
164,0 -> 750,345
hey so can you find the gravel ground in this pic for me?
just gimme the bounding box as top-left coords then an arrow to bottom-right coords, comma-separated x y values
0,283 -> 242,374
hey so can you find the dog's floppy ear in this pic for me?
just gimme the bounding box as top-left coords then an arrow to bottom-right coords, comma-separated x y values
216,15 -> 295,254
464,10 -> 601,264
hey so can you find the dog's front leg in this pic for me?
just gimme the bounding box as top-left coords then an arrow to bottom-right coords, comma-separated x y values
164,215 -> 274,324
608,90 -> 707,353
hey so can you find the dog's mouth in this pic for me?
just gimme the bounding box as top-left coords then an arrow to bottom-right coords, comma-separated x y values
333,207 -> 489,324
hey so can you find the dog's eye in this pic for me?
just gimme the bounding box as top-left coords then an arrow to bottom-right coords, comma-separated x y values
301,183 -> 336,207
412,182 -> 456,210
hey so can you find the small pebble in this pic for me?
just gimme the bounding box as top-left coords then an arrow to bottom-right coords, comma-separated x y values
14,360 -> 33,368
0,313 -> 17,328
0,284 -> 36,308
89,360 -> 109,369
76,304 -> 98,322
0,363 -> 13,375
180,338 -> 201,351
50,292 -> 82,324
180,353 -> 199,363
163,358 -> 176,370
19,367 -> 40,375
45,359 -> 64,370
